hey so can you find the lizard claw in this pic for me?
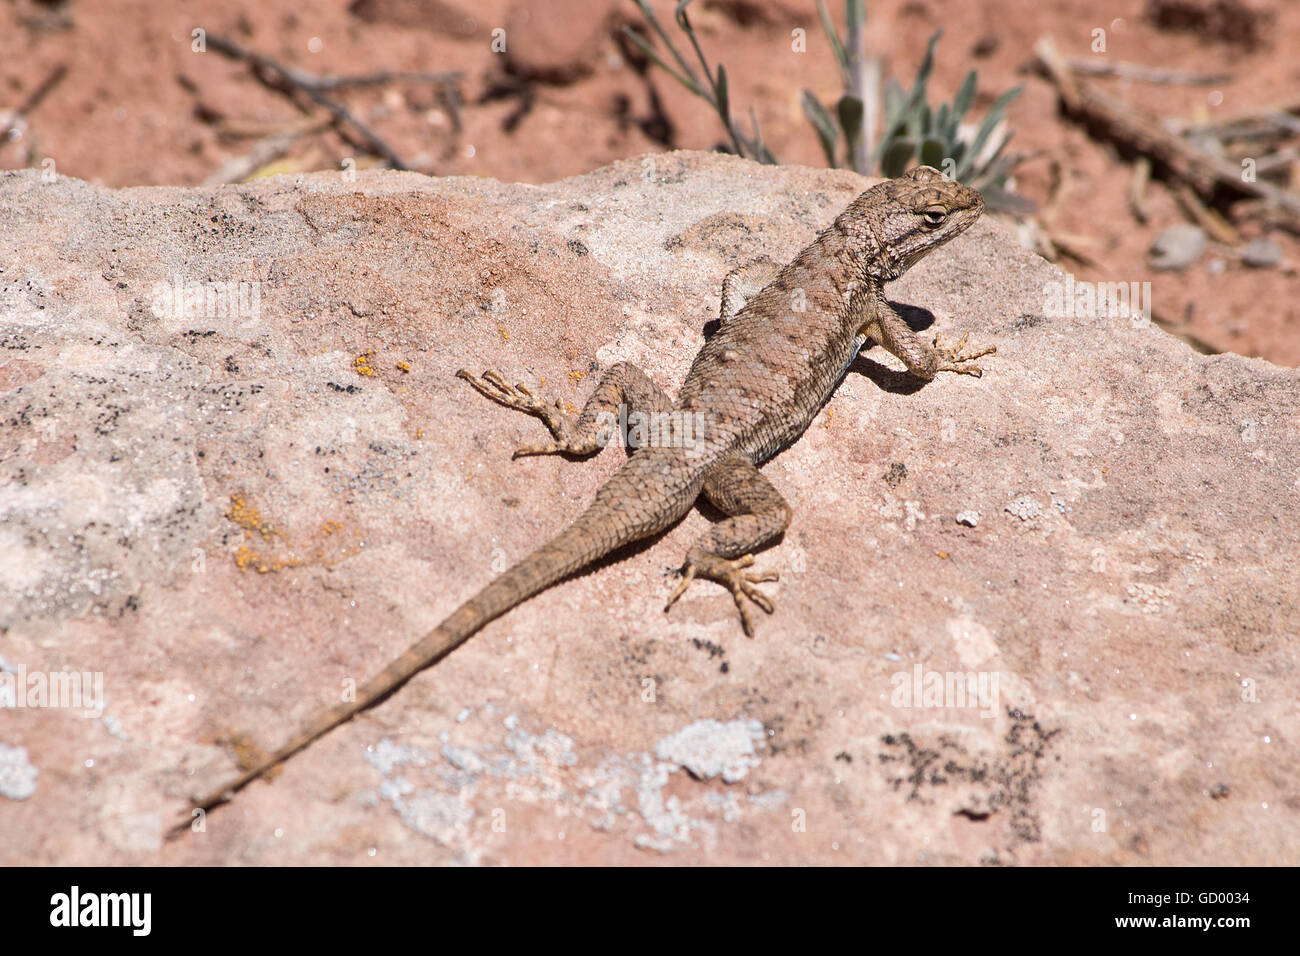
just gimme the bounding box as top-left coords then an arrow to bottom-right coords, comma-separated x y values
665,552 -> 778,637
932,333 -> 996,377
457,368 -> 575,454
457,368 -> 542,413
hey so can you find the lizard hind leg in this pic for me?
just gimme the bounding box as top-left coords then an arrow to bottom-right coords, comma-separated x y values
719,256 -> 781,324
664,456 -> 790,636
456,361 -> 673,459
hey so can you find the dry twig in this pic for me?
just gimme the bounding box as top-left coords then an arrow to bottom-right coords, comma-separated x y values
0,63 -> 68,142
1064,58 -> 1230,86
203,34 -> 461,171
1035,36 -> 1300,234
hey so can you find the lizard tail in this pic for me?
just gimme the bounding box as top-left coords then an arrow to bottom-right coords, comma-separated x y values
176,499 -> 645,831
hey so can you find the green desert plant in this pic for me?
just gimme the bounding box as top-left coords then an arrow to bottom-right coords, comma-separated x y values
623,0 -> 776,163
871,29 -> 1022,191
799,0 -> 868,171
623,0 -> 1023,194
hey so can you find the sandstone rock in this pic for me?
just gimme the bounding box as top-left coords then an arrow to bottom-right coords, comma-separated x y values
1,152 -> 1296,864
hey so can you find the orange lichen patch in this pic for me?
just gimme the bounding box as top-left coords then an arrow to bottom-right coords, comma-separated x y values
568,369 -> 584,385
353,351 -> 375,376
226,494 -> 360,573
310,523 -> 361,566
226,494 -> 278,541
396,361 -> 411,373
234,545 -> 302,574
416,428 -> 424,439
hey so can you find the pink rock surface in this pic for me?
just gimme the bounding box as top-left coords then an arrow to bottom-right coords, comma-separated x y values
0,152 -> 1296,864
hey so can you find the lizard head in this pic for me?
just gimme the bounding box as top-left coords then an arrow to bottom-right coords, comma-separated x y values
839,165 -> 985,281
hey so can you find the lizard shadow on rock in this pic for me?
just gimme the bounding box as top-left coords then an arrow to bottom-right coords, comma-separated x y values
851,354 -> 925,395
887,300 -> 936,334
849,301 -> 936,395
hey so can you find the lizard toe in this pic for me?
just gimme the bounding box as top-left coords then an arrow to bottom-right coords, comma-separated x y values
664,552 -> 777,635
664,564 -> 697,611
933,335 -> 997,377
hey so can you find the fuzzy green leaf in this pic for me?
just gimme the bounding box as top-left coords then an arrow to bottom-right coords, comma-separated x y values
899,29 -> 942,123
802,91 -> 840,168
629,0 -> 699,90
620,26 -> 701,95
716,63 -> 731,124
956,85 -> 1022,179
817,0 -> 849,84
951,70 -> 977,125
881,138 -> 916,177
919,137 -> 946,169
836,93 -> 863,148
881,77 -> 905,133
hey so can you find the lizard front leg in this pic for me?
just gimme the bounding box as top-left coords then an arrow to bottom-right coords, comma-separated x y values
457,361 -> 673,458
665,456 -> 789,636
866,288 -> 996,379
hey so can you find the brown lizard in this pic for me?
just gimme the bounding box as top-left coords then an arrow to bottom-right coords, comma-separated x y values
177,165 -> 994,831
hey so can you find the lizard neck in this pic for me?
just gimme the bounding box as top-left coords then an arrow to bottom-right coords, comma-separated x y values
829,197 -> 905,283
818,226 -> 889,333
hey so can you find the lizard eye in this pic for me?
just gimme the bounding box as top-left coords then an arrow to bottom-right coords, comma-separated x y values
922,206 -> 948,228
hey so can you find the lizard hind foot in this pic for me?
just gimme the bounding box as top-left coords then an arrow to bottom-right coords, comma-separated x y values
664,552 -> 778,637
931,333 -> 997,378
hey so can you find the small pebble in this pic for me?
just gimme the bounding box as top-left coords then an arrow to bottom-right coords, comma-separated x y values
1149,224 -> 1206,271
1240,237 -> 1282,269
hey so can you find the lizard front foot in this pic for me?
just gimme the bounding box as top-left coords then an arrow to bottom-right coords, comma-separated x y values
664,552 -> 778,637
932,333 -> 996,377
456,368 -> 584,457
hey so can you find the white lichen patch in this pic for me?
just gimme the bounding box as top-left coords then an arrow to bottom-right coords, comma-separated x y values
654,718 -> 765,783
0,743 -> 38,800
